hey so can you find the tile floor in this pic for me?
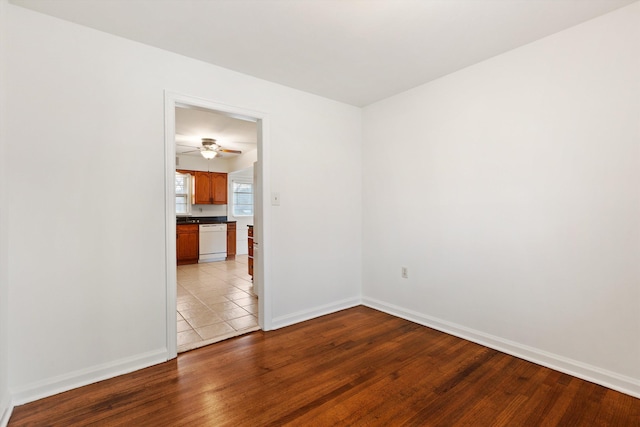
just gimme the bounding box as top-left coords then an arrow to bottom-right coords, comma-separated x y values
177,254 -> 258,352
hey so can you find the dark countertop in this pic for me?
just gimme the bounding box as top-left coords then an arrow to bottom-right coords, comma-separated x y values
177,216 -> 236,225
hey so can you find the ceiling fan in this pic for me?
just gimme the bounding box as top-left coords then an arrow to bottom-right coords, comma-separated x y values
177,138 -> 242,159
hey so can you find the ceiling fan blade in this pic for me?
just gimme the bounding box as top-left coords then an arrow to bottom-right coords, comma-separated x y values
218,148 -> 242,154
179,149 -> 201,154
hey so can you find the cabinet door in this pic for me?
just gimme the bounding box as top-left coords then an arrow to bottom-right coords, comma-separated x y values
177,224 -> 199,265
226,223 -> 236,259
211,172 -> 227,204
194,171 -> 212,204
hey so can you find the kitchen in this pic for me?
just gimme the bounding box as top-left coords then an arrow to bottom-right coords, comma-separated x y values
174,106 -> 259,352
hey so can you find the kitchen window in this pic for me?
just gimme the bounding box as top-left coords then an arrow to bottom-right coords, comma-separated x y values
232,181 -> 253,217
175,172 -> 192,215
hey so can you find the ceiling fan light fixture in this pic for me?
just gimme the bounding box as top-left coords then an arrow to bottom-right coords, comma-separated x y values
201,150 -> 217,159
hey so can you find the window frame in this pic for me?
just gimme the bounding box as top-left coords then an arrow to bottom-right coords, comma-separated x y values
175,172 -> 192,216
231,180 -> 254,217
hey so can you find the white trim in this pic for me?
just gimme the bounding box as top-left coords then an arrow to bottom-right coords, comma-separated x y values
362,297 -> 640,399
0,1 -> 10,425
0,394 -> 12,427
164,92 -> 178,359
164,91 -> 272,345
271,297 -> 361,330
10,349 -> 167,406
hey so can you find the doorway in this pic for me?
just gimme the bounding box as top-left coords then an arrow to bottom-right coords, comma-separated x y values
164,92 -> 270,358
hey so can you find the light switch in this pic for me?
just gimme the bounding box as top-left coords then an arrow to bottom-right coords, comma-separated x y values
271,192 -> 280,206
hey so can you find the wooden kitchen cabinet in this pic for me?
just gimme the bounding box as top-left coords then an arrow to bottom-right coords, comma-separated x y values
193,171 -> 211,204
177,224 -> 199,265
193,171 -> 227,205
226,222 -> 236,260
211,173 -> 227,204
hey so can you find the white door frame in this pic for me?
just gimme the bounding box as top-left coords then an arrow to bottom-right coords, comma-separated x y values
163,91 -> 272,359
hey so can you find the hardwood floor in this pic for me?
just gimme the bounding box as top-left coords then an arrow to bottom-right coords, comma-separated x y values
9,306 -> 640,426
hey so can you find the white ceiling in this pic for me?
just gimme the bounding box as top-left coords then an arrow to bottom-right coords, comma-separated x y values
175,107 -> 257,158
11,0 -> 637,106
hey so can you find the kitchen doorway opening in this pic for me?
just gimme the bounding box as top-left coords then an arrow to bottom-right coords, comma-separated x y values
164,92 -> 270,358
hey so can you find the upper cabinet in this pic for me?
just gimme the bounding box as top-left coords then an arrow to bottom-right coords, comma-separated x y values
193,171 -> 227,205
211,173 -> 228,204
194,171 -> 212,204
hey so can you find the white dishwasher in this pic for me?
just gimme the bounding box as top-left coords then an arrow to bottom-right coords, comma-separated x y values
199,223 -> 227,263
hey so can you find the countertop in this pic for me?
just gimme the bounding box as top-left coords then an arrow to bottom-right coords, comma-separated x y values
177,216 -> 236,225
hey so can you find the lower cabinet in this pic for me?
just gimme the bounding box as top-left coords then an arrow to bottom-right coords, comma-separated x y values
177,224 -> 199,265
226,222 -> 236,260
177,222 -> 236,264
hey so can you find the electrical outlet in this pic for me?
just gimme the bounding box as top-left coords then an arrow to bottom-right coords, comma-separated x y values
401,267 -> 408,279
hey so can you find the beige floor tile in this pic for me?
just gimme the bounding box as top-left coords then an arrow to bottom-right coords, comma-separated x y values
195,322 -> 235,340
184,312 -> 224,328
227,315 -> 258,331
197,294 -> 230,305
225,291 -> 251,301
206,301 -> 243,312
232,297 -> 256,307
179,306 -> 214,320
233,283 -> 253,292
177,257 -> 258,352
184,281 -> 225,290
218,307 -> 252,321
243,304 -> 258,315
177,319 -> 192,332
199,268 -> 229,278
193,289 -> 230,299
225,277 -> 253,286
178,272 -> 214,280
177,330 -> 201,346
177,300 -> 208,311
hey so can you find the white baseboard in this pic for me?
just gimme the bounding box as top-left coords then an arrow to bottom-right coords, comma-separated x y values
10,348 -> 169,406
363,297 -> 640,399
271,297 -> 361,330
0,393 -> 13,427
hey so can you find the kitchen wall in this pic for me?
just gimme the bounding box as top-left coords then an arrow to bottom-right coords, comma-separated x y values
0,0 -> 10,423
5,2 -> 361,404
228,148 -> 258,173
362,2 -> 640,397
176,153 -> 229,173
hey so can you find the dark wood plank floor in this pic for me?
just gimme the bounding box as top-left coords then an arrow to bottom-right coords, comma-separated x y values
9,306 -> 640,426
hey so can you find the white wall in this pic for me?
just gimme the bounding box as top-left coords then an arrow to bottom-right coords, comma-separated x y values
0,0 -> 11,422
228,148 -> 258,173
176,153 -> 228,173
5,3 -> 361,403
362,3 -> 640,397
